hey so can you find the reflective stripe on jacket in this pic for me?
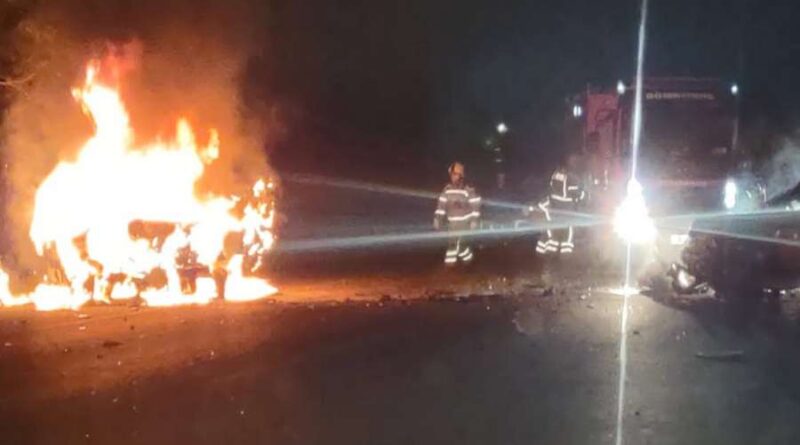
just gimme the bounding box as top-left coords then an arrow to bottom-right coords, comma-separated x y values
435,184 -> 481,225
549,168 -> 585,204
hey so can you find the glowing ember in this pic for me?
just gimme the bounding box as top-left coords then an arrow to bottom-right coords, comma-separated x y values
2,59 -> 277,310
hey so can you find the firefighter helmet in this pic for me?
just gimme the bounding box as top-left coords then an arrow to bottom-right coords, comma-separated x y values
448,162 -> 465,176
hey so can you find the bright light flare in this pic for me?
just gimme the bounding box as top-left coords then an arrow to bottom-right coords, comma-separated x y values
608,286 -> 641,297
613,178 -> 656,244
676,268 -> 695,290
724,179 -> 737,210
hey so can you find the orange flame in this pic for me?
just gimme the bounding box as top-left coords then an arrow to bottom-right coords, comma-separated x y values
2,60 -> 277,310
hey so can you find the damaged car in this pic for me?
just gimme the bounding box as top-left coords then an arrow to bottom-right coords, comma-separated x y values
671,179 -> 800,300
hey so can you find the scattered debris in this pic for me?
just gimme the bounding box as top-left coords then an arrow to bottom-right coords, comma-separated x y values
112,397 -> 119,404
63,347 -> 72,353
78,325 -> 87,331
579,294 -> 587,301
542,287 -> 554,297
3,341 -> 12,347
77,313 -> 91,320
586,304 -> 595,310
695,350 -> 745,362
633,330 -> 641,336
102,340 -> 122,349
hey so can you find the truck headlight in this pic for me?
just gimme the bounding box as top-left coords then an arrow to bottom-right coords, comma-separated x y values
613,178 -> 657,244
724,179 -> 737,210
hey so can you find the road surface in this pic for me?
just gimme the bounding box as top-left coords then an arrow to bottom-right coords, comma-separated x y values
2,244 -> 800,445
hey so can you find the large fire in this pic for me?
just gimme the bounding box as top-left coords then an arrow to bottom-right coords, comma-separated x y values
0,60 -> 277,310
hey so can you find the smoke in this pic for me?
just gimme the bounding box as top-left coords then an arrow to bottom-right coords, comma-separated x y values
761,135 -> 800,199
0,0 -> 279,284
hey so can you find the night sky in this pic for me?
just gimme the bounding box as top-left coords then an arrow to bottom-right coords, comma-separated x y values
257,0 -> 800,187
3,0 -> 800,188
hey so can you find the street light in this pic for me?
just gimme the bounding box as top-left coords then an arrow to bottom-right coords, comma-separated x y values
617,80 -> 626,95
496,122 -> 508,134
730,83 -> 739,96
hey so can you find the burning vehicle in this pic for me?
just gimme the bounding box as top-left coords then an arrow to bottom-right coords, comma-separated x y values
0,58 -> 278,310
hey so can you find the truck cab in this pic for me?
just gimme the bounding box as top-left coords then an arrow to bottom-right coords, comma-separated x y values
567,78 -> 755,261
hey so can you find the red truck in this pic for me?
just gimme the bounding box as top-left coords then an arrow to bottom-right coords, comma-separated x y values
564,77 -> 761,265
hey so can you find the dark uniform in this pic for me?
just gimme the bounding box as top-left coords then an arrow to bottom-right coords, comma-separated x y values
435,183 -> 481,265
536,167 -> 585,255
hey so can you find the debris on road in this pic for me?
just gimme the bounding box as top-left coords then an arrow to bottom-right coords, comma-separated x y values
77,313 -> 90,320
4,341 -> 12,347
102,340 -> 122,349
695,350 -> 745,362
78,326 -> 87,331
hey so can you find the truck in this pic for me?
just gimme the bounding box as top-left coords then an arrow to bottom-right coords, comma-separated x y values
565,77 -> 762,267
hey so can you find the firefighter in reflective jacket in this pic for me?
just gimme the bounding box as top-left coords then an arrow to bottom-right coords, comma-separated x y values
434,162 -> 481,265
536,154 -> 585,255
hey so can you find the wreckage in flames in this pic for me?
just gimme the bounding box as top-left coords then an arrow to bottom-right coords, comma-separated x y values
0,60 -> 277,310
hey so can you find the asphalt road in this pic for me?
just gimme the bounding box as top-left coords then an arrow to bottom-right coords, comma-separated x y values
2,243 -> 800,444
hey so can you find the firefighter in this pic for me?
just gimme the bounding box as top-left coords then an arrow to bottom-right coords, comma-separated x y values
536,153 -> 586,255
434,162 -> 481,265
